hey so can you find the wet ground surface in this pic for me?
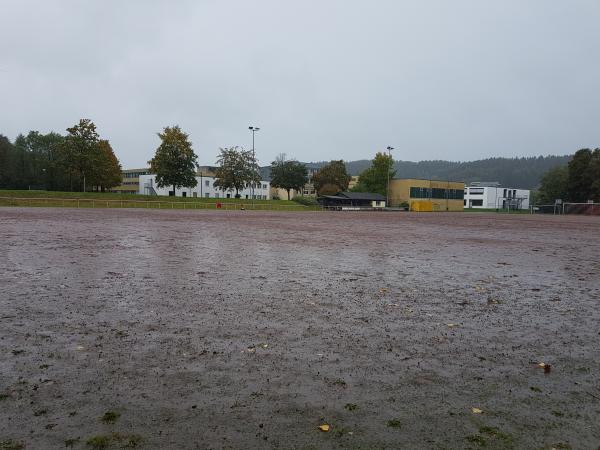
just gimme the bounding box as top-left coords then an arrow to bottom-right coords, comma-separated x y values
0,208 -> 599,450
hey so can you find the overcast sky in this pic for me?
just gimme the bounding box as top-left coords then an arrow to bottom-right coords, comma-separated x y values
1,1 -> 599,168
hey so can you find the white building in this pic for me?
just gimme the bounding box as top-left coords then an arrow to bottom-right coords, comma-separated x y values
464,183 -> 530,210
139,174 -> 271,200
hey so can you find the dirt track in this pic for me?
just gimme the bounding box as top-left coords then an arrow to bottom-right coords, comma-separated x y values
1,208 -> 599,449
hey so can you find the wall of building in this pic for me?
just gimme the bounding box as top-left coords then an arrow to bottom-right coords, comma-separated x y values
110,168 -> 150,194
139,175 -> 271,199
464,186 -> 530,209
389,179 -> 465,211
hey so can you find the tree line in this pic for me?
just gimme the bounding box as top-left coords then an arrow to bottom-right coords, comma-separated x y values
536,149 -> 600,203
0,119 -> 121,192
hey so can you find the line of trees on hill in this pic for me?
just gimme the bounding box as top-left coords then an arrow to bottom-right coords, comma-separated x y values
0,119 -> 121,192
306,155 -> 572,190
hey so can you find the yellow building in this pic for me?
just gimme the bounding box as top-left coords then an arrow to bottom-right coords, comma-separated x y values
389,179 -> 465,211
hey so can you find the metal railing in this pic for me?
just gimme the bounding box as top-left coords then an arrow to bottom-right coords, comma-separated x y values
530,202 -> 599,215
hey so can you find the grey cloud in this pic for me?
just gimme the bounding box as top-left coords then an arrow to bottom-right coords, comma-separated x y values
1,0 -> 599,168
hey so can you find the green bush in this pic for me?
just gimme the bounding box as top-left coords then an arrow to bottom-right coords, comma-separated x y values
292,196 -> 318,206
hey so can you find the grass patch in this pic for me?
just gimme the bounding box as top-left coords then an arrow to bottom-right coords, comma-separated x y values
65,438 -> 80,448
0,394 -> 10,401
85,433 -> 142,449
100,410 -> 121,424
465,434 -> 487,446
86,435 -> 111,450
344,403 -> 358,411
331,378 -> 347,387
529,386 -> 542,393
0,441 -> 25,450
0,190 -> 321,211
386,419 -> 402,428
33,409 -> 48,416
478,426 -> 511,441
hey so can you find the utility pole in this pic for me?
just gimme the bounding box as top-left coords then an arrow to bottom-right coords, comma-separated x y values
386,146 -> 394,208
249,126 -> 260,207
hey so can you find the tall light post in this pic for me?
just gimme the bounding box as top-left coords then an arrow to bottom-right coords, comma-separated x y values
386,146 -> 394,208
249,126 -> 260,204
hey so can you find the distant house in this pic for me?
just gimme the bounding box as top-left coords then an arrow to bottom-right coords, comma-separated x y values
318,192 -> 386,210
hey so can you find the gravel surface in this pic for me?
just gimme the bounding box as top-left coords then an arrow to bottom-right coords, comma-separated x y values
1,208 -> 599,449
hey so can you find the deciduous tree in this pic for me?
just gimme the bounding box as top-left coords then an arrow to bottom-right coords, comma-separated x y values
270,154 -> 308,200
537,165 -> 568,204
352,152 -> 395,196
214,147 -> 260,198
148,126 -> 198,196
567,148 -> 600,202
312,160 -> 350,195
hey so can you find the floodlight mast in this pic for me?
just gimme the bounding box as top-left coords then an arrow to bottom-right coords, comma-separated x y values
386,146 -> 394,208
249,126 -> 260,205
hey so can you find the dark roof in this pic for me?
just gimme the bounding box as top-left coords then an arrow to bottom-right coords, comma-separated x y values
338,192 -> 386,201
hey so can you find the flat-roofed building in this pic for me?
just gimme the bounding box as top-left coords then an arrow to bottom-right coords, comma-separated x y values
464,183 -> 530,209
139,174 -> 271,199
389,179 -> 465,211
110,168 -> 151,194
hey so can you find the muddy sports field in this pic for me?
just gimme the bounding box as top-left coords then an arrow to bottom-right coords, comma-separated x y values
0,208 -> 599,450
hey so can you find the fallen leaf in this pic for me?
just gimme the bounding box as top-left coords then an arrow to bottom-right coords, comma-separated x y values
538,362 -> 546,368
447,323 -> 458,328
75,345 -> 85,351
260,343 -> 268,349
471,407 -> 483,414
379,288 -> 388,293
318,424 -> 330,432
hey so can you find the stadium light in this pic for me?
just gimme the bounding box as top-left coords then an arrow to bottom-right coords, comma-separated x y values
386,146 -> 394,208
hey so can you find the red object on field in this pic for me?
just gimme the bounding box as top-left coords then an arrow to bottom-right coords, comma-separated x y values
216,202 -> 222,209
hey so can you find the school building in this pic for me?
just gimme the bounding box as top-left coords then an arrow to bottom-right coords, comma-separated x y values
388,179 -> 465,212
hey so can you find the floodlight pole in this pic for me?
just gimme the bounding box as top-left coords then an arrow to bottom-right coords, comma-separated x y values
249,126 -> 260,207
386,146 -> 394,208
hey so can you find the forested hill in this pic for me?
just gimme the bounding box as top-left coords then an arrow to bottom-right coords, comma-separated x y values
312,155 -> 571,189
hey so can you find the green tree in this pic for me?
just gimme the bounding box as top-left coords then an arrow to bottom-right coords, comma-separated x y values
312,160 -> 350,195
0,135 -> 17,188
537,165 -> 568,204
14,131 -> 65,190
89,140 -> 122,192
270,154 -> 308,200
352,152 -> 395,196
567,148 -> 600,202
148,126 -> 198,196
214,147 -> 260,198
59,119 -> 100,191
589,149 -> 600,202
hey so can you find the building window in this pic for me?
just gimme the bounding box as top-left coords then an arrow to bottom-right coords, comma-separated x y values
205,180 -> 209,187
263,184 -> 267,189
205,193 -> 210,198
471,199 -> 483,206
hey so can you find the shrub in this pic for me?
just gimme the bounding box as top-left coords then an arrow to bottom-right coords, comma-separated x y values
292,196 -> 318,206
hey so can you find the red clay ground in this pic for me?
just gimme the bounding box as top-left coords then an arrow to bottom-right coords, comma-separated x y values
0,208 -> 599,450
